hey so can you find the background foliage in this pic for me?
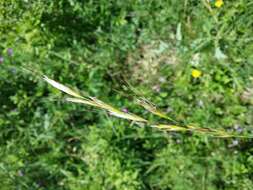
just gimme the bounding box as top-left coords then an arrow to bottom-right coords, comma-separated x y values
1,0 -> 253,189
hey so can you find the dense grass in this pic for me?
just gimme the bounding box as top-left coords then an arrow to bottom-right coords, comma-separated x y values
1,0 -> 253,189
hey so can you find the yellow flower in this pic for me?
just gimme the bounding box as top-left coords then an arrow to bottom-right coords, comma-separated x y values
191,69 -> 202,78
215,0 -> 224,8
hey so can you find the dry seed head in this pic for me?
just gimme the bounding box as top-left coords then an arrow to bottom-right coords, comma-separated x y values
43,76 -> 83,98
152,124 -> 188,131
66,98 -> 100,107
43,76 -> 253,138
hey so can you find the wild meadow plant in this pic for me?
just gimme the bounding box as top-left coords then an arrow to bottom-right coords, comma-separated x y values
43,75 -> 252,138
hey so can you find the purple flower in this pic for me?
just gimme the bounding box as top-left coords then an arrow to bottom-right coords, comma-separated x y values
122,108 -> 128,113
7,48 -> 13,56
236,127 -> 243,133
234,124 -> 243,133
0,56 -> 3,63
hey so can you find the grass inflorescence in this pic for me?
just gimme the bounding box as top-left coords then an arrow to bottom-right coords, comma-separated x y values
44,76 -> 252,138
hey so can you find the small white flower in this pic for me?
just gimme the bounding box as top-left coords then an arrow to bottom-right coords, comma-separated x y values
159,77 -> 166,83
190,53 -> 200,66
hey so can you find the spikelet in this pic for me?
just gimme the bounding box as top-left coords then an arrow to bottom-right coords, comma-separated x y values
66,98 -> 147,122
152,124 -> 188,131
66,97 -> 100,107
43,76 -> 83,98
137,98 -> 176,122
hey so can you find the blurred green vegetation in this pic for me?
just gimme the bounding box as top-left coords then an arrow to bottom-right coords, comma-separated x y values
1,0 -> 253,189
